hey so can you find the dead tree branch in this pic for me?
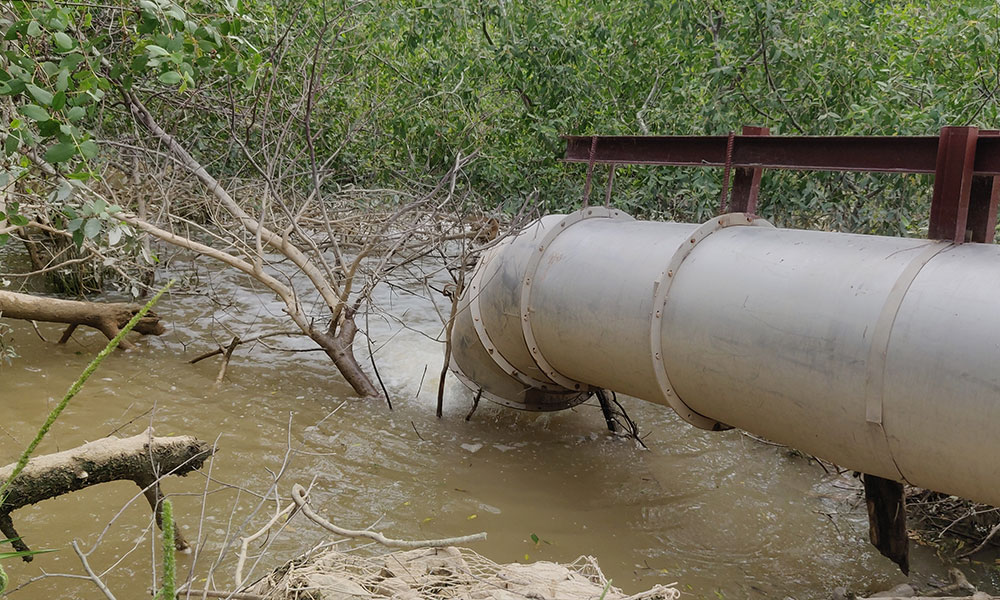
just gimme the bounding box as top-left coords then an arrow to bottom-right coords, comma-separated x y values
0,430 -> 214,560
290,483 -> 486,548
0,290 -> 165,350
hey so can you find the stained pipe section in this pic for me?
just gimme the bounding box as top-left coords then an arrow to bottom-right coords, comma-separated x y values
450,208 -> 1000,507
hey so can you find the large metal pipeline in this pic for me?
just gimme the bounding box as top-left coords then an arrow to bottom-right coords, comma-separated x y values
450,208 -> 1000,507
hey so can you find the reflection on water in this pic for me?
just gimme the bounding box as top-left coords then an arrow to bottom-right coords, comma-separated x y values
0,255 -> 997,599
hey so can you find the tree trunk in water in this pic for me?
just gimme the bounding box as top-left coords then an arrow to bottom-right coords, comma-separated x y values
0,430 -> 213,559
122,92 -> 382,400
310,313 -> 380,399
0,290 -> 165,349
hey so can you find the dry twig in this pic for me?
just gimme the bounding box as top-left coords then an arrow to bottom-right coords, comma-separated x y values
290,484 -> 486,548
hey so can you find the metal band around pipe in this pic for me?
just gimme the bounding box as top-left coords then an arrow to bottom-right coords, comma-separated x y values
859,240 -> 950,482
650,213 -> 774,430
864,241 -> 952,426
519,207 -> 634,391
468,241 -> 564,391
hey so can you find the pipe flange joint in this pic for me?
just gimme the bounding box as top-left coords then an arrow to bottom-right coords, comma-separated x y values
468,240 -> 565,392
520,206 -> 635,391
651,212 -> 774,430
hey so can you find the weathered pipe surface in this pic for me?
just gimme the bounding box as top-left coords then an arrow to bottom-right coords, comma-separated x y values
450,208 -> 1000,507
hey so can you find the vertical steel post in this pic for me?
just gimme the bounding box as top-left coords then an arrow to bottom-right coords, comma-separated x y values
728,126 -> 770,213
929,126 -> 979,243
968,131 -> 1000,244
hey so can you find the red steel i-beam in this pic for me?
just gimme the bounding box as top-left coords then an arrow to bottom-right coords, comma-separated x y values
563,128 -> 1000,244
563,133 -> 1000,175
563,135 -> 945,172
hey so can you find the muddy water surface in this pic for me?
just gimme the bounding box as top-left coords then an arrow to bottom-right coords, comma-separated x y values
1,255 -> 997,599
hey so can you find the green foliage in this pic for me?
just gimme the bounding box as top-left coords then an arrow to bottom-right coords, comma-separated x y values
1,2 -> 102,174
0,0 -> 253,175
0,0 -> 262,288
158,499 -> 176,600
0,210 -> 25,227
62,196 -> 122,248
306,0 -> 995,233
4,0 -> 1000,244
0,539 -> 53,561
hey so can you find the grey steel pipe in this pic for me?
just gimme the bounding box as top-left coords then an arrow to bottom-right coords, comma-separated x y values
450,208 -> 1000,506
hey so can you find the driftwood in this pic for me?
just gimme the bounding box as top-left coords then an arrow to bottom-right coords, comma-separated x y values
0,430 -> 214,560
0,290 -> 166,350
838,568 -> 994,600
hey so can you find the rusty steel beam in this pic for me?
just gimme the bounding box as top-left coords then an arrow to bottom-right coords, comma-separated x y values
564,135 -> 1000,176
565,129 -> 1000,245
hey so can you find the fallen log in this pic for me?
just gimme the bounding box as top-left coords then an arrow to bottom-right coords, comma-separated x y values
0,290 -> 166,350
0,430 -> 214,561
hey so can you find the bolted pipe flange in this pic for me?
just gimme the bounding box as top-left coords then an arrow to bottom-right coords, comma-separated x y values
519,206 -> 634,392
468,239 -> 565,392
650,212 -> 774,430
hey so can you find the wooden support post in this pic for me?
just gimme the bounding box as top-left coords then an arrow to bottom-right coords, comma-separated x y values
728,126 -> 770,213
862,474 -> 909,574
929,126 -> 979,243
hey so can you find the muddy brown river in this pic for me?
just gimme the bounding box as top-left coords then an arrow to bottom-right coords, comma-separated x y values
1,252 -> 997,599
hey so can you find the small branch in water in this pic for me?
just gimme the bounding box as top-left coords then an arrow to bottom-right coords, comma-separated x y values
365,309 -> 392,410
594,391 -> 647,449
58,323 -> 78,344
187,331 -> 305,364
29,320 -> 48,343
465,389 -> 482,422
413,364 -> 428,402
595,389 -> 618,433
291,484 -> 486,548
215,336 -> 241,385
71,540 -> 117,600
